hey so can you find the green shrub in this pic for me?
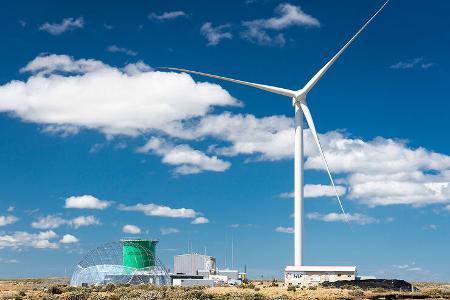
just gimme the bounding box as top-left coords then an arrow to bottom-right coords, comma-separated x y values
349,289 -> 364,297
287,285 -> 296,292
103,283 -> 116,292
64,290 -> 90,300
47,285 -> 63,294
371,287 -> 388,293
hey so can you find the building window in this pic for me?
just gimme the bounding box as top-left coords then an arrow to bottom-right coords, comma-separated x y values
338,274 -> 341,277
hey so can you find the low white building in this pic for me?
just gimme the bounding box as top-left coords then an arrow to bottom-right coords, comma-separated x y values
285,266 -> 356,286
172,278 -> 214,287
174,254 -> 216,275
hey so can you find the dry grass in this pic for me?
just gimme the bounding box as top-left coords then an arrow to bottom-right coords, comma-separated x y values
0,278 -> 449,299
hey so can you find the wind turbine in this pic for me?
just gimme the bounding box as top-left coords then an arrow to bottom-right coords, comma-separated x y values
162,0 -> 389,268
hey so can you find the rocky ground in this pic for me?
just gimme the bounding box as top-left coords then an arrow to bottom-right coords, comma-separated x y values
0,278 -> 449,299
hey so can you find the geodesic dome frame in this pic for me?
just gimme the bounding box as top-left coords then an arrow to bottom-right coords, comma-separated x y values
70,241 -> 170,286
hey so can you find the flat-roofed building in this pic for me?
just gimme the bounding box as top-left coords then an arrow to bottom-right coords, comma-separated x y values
285,266 -> 357,286
174,254 -> 216,275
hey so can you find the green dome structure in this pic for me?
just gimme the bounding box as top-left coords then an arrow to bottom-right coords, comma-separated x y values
70,241 -> 169,286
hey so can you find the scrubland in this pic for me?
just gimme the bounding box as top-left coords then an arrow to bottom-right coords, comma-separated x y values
0,278 -> 449,299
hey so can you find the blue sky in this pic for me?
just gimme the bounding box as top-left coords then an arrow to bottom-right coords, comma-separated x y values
0,0 -> 449,281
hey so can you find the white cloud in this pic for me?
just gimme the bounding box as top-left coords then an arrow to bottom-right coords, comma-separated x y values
279,184 -> 346,199
242,3 -> 320,46
138,137 -> 230,175
123,224 -> 141,235
118,203 -> 199,218
393,263 -> 423,272
0,215 -> 18,227
0,54 -> 238,137
191,217 -> 209,224
307,212 -> 378,225
39,17 -> 84,35
31,215 -> 67,229
200,22 -> 232,46
160,227 -> 180,235
0,230 -> 59,249
71,216 -> 100,228
424,224 -> 437,230
65,195 -> 112,210
159,111 -> 450,208
31,215 -> 99,229
148,11 -> 187,21
347,172 -> 450,207
7,206 -> 14,212
390,58 -> 434,70
107,45 -> 137,56
20,54 -> 106,75
60,234 -> 79,244
169,112 -> 293,160
123,61 -> 152,75
1,55 -> 449,210
275,226 -> 294,234
0,258 -> 18,264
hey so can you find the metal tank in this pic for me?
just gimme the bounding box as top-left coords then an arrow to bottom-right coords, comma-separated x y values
121,239 -> 158,268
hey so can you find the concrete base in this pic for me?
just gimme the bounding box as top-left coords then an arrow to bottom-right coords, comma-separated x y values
284,265 -> 357,286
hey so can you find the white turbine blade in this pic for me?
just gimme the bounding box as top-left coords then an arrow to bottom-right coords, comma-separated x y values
301,0 -> 390,95
160,67 -> 296,98
299,102 -> 349,222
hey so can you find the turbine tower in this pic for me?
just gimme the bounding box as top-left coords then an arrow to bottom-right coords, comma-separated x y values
162,1 -> 389,269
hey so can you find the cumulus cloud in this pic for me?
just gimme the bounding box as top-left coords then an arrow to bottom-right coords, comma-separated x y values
307,212 -> 378,225
0,215 -> 18,227
107,45 -> 137,56
123,224 -> 141,235
118,203 -> 199,218
275,226 -> 294,234
0,54 -> 238,137
200,22 -> 232,46
347,172 -> 450,207
31,215 -> 99,229
71,216 -> 100,228
1,55 -> 449,209
148,11 -> 187,21
39,17 -> 84,35
65,195 -> 112,210
60,234 -> 79,244
137,137 -> 230,175
160,227 -> 180,235
191,217 -> 209,224
279,184 -> 346,199
241,3 -> 320,46
390,58 -> 434,70
168,112 -> 293,160
0,230 -> 59,249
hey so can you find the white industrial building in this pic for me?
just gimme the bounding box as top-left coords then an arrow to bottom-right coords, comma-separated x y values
284,266 -> 357,286
174,253 -> 216,275
172,253 -> 245,286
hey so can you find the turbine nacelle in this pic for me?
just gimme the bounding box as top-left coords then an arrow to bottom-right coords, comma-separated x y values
293,90 -> 307,106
